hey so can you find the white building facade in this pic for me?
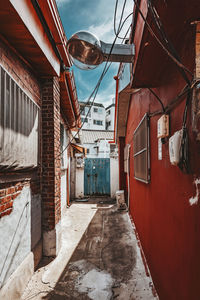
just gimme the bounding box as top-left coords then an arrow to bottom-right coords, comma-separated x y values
106,103 -> 115,130
80,102 -> 106,130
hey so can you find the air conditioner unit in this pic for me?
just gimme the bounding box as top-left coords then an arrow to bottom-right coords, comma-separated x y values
116,190 -> 126,209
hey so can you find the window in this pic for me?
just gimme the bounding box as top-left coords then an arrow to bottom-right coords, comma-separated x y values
133,114 -> 150,183
81,107 -> 85,116
87,148 -> 90,154
93,120 -> 103,125
85,107 -> 91,117
81,106 -> 91,117
106,110 -> 111,115
106,121 -> 111,130
124,144 -> 130,173
81,117 -> 88,123
0,65 -> 39,171
94,107 -> 98,113
60,123 -> 68,169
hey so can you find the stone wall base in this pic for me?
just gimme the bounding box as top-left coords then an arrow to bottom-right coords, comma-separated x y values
43,221 -> 61,257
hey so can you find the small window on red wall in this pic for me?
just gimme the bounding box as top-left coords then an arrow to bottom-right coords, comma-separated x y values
133,113 -> 150,183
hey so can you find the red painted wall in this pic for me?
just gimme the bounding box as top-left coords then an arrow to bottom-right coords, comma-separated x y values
125,29 -> 200,299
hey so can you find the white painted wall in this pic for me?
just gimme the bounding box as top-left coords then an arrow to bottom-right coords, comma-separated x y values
61,127 -> 70,213
75,167 -> 84,198
84,140 -> 111,158
0,184 -> 42,299
0,186 -> 31,287
61,172 -> 67,215
70,158 -> 76,200
110,157 -> 119,198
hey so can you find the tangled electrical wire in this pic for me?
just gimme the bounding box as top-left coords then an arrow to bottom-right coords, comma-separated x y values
57,0 -> 134,159
130,0 -> 199,173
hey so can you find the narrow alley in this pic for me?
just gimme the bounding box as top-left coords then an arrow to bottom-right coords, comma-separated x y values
2,1 -> 200,299
22,199 -> 157,300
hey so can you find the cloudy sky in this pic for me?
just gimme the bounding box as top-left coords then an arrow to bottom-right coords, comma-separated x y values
56,0 -> 134,108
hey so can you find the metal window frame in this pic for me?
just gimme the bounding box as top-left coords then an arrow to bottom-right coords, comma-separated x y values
124,144 -> 130,173
133,113 -> 150,184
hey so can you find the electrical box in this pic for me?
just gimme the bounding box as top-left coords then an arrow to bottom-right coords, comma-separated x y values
157,114 -> 169,138
169,129 -> 183,165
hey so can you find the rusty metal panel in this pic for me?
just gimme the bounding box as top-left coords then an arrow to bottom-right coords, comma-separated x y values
0,65 -> 39,170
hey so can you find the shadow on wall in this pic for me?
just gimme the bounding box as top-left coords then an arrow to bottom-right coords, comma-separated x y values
0,186 -> 31,288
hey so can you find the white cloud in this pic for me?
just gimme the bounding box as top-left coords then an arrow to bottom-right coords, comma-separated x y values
81,65 -> 118,108
56,0 -> 71,7
87,0 -> 134,43
88,20 -> 114,44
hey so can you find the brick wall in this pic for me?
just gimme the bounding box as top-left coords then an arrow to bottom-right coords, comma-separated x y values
41,77 -> 61,232
0,181 -> 30,218
0,36 -> 41,219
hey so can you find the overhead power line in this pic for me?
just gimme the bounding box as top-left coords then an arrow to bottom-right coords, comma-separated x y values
56,0 -> 133,157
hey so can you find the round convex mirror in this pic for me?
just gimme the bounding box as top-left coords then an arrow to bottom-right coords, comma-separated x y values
67,31 -> 104,70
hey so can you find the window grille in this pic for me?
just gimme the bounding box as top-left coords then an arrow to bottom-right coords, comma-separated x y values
133,114 -> 150,183
93,120 -> 103,125
94,107 -> 98,113
0,65 -> 39,171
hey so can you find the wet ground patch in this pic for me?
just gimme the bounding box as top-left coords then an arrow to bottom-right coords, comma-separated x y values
43,206 -> 137,299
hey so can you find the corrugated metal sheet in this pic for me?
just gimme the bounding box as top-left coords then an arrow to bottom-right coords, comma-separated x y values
81,130 -> 114,144
0,65 -> 39,170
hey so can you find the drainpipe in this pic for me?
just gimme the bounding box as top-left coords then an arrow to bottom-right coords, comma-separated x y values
109,75 -> 119,144
127,144 -> 131,210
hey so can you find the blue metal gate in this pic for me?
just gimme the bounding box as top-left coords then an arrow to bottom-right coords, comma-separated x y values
84,158 -> 110,195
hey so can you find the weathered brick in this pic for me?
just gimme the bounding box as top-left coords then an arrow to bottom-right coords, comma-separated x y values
0,190 -> 6,197
12,192 -> 21,200
41,77 -> 61,230
0,208 -> 12,218
15,185 -> 23,192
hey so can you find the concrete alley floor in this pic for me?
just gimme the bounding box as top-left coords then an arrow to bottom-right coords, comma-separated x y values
22,199 -> 158,300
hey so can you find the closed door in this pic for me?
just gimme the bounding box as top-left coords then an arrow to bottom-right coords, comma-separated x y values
84,158 -> 110,195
